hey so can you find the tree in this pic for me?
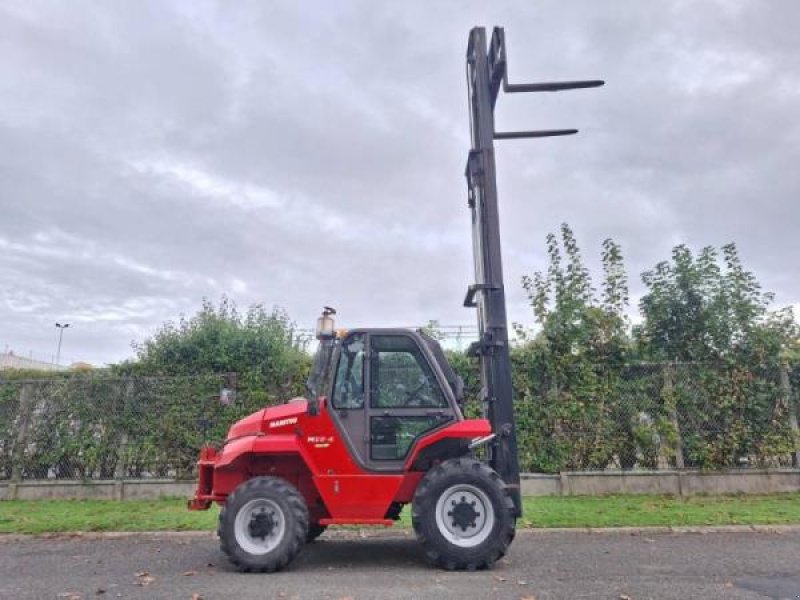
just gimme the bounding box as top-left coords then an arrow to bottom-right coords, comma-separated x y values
636,243 -> 799,467
636,243 -> 794,363
129,296 -> 309,395
515,224 -> 634,471
520,224 -> 629,368
109,298 -> 313,475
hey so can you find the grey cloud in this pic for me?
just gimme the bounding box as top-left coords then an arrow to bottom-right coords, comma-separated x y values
1,0 -> 798,365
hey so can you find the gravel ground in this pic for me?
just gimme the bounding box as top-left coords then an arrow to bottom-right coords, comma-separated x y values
1,528 -> 798,599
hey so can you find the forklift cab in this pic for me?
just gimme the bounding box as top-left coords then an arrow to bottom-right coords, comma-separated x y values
313,329 -> 465,471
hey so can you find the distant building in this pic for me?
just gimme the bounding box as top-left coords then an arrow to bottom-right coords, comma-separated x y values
0,351 -> 67,371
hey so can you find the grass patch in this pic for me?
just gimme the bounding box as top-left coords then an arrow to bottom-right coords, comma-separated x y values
0,493 -> 798,535
519,493 -> 800,528
0,497 -> 219,535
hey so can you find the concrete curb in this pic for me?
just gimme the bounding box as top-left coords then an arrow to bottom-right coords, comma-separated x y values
518,524 -> 800,535
4,469 -> 800,501
0,530 -> 217,543
2,524 -> 799,543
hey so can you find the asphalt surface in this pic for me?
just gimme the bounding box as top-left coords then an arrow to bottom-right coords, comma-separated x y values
1,528 -> 799,600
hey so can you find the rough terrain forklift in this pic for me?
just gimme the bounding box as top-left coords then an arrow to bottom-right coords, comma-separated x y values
189,26 -> 602,572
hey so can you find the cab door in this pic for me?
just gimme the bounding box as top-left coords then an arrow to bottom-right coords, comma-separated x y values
329,333 -> 368,462
365,333 -> 455,470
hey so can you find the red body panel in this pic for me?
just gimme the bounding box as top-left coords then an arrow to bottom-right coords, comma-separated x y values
189,397 -> 489,524
403,418 -> 491,468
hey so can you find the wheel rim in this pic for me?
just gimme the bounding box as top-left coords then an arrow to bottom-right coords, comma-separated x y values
233,498 -> 287,555
434,483 -> 495,548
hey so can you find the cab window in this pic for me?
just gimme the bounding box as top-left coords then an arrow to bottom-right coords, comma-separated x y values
369,335 -> 446,409
331,334 -> 365,409
371,415 -> 449,461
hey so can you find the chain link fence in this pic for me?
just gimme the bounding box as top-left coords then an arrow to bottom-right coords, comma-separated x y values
1,362 -> 798,481
508,362 -> 800,473
0,374 -> 257,481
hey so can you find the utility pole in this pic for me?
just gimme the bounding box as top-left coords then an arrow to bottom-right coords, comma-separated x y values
464,27 -> 603,517
55,322 -> 70,366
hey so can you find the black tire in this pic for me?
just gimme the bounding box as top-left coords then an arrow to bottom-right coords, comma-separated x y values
218,476 -> 309,572
306,523 -> 327,543
412,457 -> 515,571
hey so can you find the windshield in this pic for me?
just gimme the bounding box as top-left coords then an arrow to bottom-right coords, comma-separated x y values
305,337 -> 337,400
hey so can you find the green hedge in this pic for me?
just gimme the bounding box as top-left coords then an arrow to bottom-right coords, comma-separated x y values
1,359 -> 797,479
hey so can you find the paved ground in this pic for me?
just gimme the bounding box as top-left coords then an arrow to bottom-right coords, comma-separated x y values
1,528 -> 799,599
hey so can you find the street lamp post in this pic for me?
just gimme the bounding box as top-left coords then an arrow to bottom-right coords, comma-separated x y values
55,322 -> 70,366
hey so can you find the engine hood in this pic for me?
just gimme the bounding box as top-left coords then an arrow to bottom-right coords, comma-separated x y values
226,398 -> 308,440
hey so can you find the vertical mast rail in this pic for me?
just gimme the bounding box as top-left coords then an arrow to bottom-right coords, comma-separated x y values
464,26 -> 603,518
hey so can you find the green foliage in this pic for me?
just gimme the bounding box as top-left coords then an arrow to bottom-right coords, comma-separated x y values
1,235 -> 798,480
125,297 -> 311,402
113,297 -> 312,476
0,380 -> 21,479
520,225 -> 629,365
512,224 -> 634,472
0,374 -> 229,479
443,349 -> 481,417
634,243 -> 798,468
636,243 -> 795,363
0,298 -> 314,480
459,226 -> 799,474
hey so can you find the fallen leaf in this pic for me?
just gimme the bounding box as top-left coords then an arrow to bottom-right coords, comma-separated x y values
135,572 -> 155,586
182,570 -> 197,577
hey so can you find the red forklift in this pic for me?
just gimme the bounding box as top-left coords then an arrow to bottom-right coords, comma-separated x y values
189,26 -> 602,572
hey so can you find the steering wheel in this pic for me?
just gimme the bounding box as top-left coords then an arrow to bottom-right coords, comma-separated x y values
404,380 -> 433,407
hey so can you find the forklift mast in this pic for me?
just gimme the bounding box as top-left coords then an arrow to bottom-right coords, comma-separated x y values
464,27 -> 603,516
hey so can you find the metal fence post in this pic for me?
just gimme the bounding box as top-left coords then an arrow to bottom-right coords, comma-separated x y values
779,363 -> 799,468
663,364 -> 685,469
113,379 -> 134,485
10,382 -> 36,493
113,433 -> 129,478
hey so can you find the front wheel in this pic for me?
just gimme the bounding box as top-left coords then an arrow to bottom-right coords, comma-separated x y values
218,476 -> 309,572
412,458 -> 515,570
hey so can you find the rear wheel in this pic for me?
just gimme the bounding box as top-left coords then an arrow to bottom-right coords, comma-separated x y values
218,476 -> 309,572
412,457 -> 515,570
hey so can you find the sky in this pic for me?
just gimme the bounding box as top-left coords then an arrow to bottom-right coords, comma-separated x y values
1,0 -> 799,366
